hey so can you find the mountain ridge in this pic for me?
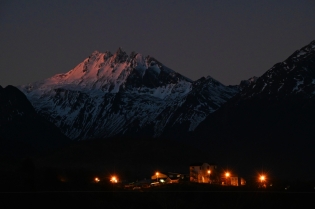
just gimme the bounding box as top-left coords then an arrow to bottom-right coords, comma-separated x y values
191,40 -> 315,180
19,48 -> 237,140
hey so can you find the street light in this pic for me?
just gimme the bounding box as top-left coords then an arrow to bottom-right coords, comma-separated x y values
110,176 -> 118,183
110,176 -> 118,193
208,170 -> 211,184
225,172 -> 230,185
260,175 -> 265,183
156,172 -> 159,183
259,175 -> 266,188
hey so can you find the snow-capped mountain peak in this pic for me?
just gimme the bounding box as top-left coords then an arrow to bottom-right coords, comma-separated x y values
18,49 -> 237,140
22,49 -> 194,98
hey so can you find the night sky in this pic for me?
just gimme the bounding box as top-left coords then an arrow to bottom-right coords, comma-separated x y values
1,0 -> 314,87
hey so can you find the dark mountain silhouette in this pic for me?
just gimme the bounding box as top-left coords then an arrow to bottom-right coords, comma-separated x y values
0,85 -> 70,158
191,40 -> 315,180
37,137 -> 213,182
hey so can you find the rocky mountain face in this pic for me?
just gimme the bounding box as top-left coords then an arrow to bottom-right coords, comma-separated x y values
19,49 -> 238,140
192,40 -> 315,180
0,85 -> 69,157
239,40 -> 315,100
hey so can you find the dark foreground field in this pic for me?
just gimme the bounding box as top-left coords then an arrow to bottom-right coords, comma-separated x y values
1,185 -> 314,209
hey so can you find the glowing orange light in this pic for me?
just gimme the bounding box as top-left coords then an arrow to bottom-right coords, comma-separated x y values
155,172 -> 159,182
110,176 -> 118,183
260,175 -> 265,181
94,177 -> 100,182
225,172 -> 230,177
208,170 -> 211,174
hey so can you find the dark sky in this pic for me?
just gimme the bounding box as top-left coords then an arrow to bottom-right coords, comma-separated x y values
1,0 -> 314,87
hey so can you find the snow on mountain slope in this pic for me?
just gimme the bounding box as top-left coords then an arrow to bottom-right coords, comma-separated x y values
240,40 -> 315,99
19,48 -> 237,140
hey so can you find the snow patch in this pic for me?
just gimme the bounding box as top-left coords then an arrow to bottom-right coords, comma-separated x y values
148,63 -> 161,75
277,83 -> 284,92
260,83 -> 267,92
293,79 -> 304,92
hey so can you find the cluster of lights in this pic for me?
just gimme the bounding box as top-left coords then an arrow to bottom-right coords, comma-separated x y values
94,176 -> 119,183
224,171 -> 266,181
94,171 -> 267,187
